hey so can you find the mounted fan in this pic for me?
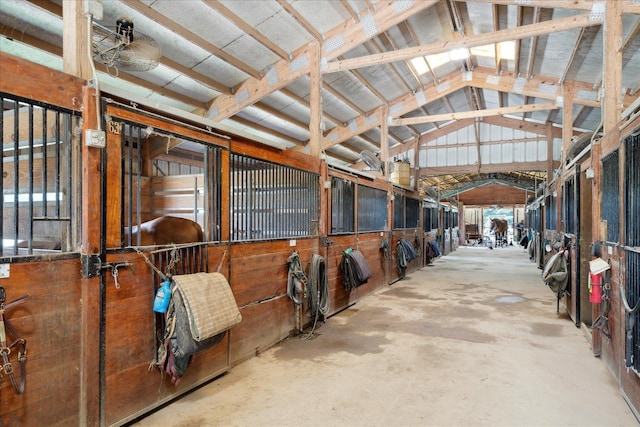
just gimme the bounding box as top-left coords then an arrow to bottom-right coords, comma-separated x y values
360,150 -> 394,174
92,16 -> 161,74
360,150 -> 382,171
421,184 -> 438,199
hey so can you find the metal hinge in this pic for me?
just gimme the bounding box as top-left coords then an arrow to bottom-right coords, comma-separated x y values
81,254 -> 102,278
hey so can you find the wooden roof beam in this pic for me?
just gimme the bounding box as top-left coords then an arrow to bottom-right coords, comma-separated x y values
525,7 -> 542,79
324,12 -> 601,73
559,28 -> 585,85
323,63 -> 609,148
23,0 -> 232,95
390,102 -> 558,126
323,70 -> 467,149
203,1 -> 289,60
514,5 -> 523,76
123,0 -> 259,78
277,0 -> 322,40
419,161 -> 550,176
455,0 -> 640,14
206,0 -> 437,121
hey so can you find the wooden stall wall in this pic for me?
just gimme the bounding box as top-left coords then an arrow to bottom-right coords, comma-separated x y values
325,234 -> 360,313
578,158 -> 594,328
230,238 -> 315,364
595,121 -> 640,419
1,52 -> 428,426
0,257 -> 83,427
103,246 -> 231,426
0,53 -> 86,426
150,175 -> 204,222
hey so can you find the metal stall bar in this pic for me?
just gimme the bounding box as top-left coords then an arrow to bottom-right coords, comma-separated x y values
27,105 -> 34,253
12,99 -> 19,255
0,97 -> 4,252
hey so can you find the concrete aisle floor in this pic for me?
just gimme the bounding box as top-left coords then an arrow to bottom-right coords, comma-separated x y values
133,245 -> 638,427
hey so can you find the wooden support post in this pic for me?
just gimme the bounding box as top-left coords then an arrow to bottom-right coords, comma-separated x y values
80,85 -> 102,427
412,138 -> 420,190
562,88 -> 574,170
62,1 -> 103,424
380,105 -> 389,178
603,1 -> 623,143
62,0 -> 92,80
308,40 -> 322,159
546,122 -> 554,180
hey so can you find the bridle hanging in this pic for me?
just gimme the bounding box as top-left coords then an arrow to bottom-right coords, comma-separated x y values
0,287 -> 30,395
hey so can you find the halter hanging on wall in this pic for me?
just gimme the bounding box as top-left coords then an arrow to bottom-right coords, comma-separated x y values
0,287 -> 30,395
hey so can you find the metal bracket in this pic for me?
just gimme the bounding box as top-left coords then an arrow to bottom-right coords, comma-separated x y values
320,236 -> 333,247
81,254 -> 102,278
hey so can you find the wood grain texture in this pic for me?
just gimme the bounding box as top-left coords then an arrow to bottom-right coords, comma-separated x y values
0,258 -> 82,427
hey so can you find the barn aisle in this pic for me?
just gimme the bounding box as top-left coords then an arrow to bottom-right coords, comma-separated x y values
132,246 -> 637,427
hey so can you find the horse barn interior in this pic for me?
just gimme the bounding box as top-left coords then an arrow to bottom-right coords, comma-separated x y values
0,0 -> 639,425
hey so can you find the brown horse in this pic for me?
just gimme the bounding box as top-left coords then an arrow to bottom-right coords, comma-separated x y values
127,216 -> 204,246
490,218 -> 508,247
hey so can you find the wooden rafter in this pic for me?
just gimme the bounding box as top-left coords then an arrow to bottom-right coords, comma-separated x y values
277,0 -> 321,40
514,5 -> 523,76
324,63 -> 615,149
323,84 -> 366,116
525,7 -> 542,79
559,27 -> 585,85
22,0 -> 234,96
419,161 -> 550,177
206,0 -> 437,120
123,0 -> 259,78
324,12 -> 601,73
227,116 -> 302,146
492,3 -> 501,72
390,102 -> 558,126
417,116 -> 562,147
455,0 -> 640,14
203,1 -> 289,60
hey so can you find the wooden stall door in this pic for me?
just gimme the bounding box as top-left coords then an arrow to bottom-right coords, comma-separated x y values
100,105 -> 231,426
579,167 -> 593,327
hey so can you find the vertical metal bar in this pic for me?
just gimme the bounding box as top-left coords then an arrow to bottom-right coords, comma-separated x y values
65,114 -> 74,248
42,107 -> 48,218
276,164 -> 281,237
277,165 -> 282,239
137,126 -> 142,233
238,155 -> 243,241
294,168 -> 298,236
267,162 -> 272,239
128,125 -> 135,244
0,97 -> 4,255
286,167 -> 292,238
186,246 -> 192,273
55,111 -> 61,216
27,105 -> 34,254
257,160 -> 262,239
228,153 -> 236,241
229,154 -> 234,241
215,148 -> 221,241
248,157 -> 253,240
299,170 -> 303,236
12,100 -> 20,255
237,155 -> 242,241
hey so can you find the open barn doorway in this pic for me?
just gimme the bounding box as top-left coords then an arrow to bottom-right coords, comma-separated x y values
483,207 -> 514,246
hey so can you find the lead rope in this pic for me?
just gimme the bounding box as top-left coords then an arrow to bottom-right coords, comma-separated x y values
619,285 -> 640,371
592,282 -> 611,341
305,254 -> 330,339
133,247 -> 169,282
287,251 -> 307,332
